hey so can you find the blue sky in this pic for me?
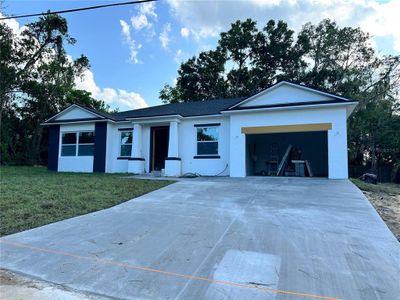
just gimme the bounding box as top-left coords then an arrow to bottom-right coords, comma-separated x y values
2,0 -> 399,110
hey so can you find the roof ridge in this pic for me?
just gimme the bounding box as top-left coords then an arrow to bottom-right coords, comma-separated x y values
114,97 -> 245,116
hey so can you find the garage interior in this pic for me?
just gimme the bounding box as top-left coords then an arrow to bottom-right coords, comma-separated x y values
246,131 -> 328,177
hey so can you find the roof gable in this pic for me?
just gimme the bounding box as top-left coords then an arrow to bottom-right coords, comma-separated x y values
45,104 -> 105,123
232,81 -> 350,109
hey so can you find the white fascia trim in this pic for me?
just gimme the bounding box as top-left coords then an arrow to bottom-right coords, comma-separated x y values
228,81 -> 352,109
43,104 -> 106,123
222,101 -> 358,116
40,119 -> 131,126
183,114 -> 225,119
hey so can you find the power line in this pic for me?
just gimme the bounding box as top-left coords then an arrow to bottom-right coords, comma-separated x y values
0,0 -> 156,20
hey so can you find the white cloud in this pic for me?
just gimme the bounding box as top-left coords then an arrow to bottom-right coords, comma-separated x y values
120,2 -> 158,61
0,12 -> 27,38
139,2 -> 157,18
360,0 -> 400,52
119,20 -> 142,64
75,70 -> 148,110
180,27 -> 190,38
0,13 -> 26,35
249,0 -> 285,7
131,14 -> 151,31
130,1 -> 157,34
174,49 -> 190,64
166,0 -> 400,53
159,23 -> 172,49
120,19 -> 130,36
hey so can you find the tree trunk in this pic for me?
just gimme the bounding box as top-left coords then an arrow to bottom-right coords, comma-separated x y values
370,144 -> 378,175
30,121 -> 44,165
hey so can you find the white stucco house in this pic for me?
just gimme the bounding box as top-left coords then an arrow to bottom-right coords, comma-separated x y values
43,81 -> 358,178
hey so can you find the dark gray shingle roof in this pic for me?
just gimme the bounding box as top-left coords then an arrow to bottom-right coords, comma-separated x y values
44,81 -> 357,124
44,98 -> 245,124
111,98 -> 245,120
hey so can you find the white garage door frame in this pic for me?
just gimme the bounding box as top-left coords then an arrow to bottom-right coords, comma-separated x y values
228,106 -> 349,179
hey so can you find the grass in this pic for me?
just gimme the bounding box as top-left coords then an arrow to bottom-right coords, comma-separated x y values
351,178 -> 400,195
0,166 -> 173,236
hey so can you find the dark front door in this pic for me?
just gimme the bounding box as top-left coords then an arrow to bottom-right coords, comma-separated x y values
150,126 -> 169,171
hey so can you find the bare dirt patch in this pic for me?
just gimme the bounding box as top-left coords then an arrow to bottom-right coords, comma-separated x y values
363,191 -> 400,240
352,179 -> 400,241
0,269 -> 107,300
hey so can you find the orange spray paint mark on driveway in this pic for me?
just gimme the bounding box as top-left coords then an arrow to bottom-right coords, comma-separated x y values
0,239 -> 342,300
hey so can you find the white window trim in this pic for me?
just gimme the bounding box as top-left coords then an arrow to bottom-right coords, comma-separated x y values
196,126 -> 219,156
60,130 -> 95,157
119,130 -> 133,157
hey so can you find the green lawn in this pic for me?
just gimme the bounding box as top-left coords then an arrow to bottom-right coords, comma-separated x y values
351,178 -> 400,195
0,166 -> 173,236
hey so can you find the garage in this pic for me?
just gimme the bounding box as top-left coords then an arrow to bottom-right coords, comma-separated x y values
221,81 -> 357,179
244,124 -> 329,177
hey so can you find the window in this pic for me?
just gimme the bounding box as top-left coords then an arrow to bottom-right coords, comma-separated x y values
61,132 -> 76,156
78,131 -> 95,156
197,126 -> 219,155
60,131 -> 95,157
120,131 -> 133,157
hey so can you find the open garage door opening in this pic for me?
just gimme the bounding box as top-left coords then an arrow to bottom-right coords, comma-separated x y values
246,131 -> 328,177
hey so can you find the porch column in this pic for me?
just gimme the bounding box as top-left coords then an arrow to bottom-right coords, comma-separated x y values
128,123 -> 145,174
165,120 -> 181,176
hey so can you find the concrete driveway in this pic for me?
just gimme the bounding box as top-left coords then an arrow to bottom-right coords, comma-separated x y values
1,178 -> 399,300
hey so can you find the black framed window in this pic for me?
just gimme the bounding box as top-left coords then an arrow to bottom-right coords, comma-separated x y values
61,132 -> 77,156
60,131 -> 95,157
120,131 -> 133,157
78,131 -> 95,156
196,126 -> 219,155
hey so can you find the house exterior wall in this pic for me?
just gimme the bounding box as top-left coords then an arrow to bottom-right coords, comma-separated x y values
142,125 -> 151,173
178,117 -> 230,176
53,106 -> 349,178
48,125 -> 60,171
105,123 -> 128,173
93,123 -> 107,172
50,100 -> 351,178
58,123 -> 95,172
105,117 -> 230,176
105,123 -> 151,173
229,106 -> 349,179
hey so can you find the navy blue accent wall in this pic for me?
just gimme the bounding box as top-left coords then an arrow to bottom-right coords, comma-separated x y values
93,122 -> 107,172
48,125 -> 60,171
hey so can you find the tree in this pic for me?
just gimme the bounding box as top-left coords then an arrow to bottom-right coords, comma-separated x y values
160,19 -> 308,103
160,48 -> 227,103
250,20 -> 307,91
297,19 -> 375,96
65,89 -> 110,112
0,22 -> 18,128
161,18 -> 400,180
348,55 -> 400,175
219,19 -> 257,96
0,13 -> 108,164
19,56 -> 89,163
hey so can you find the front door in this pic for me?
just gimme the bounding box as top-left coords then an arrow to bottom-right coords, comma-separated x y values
150,126 -> 169,171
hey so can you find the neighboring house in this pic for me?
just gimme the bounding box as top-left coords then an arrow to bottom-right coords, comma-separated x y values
43,81 -> 358,178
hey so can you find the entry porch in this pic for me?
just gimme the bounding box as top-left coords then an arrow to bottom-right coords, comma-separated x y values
126,117 -> 181,177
